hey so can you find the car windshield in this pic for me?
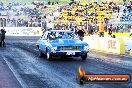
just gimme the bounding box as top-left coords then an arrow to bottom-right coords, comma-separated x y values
48,31 -> 78,40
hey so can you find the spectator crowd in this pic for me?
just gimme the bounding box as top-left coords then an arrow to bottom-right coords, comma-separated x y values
0,0 -> 131,37
0,1 -> 59,27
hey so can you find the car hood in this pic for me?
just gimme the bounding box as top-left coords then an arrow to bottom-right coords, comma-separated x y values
50,39 -> 88,46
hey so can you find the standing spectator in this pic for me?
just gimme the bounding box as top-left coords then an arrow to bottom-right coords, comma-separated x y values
88,23 -> 93,35
98,22 -> 105,37
0,27 -> 6,47
94,24 -> 98,34
117,6 -> 120,13
129,26 -> 132,37
123,9 -> 126,14
123,0 -> 126,6
108,25 -> 113,37
3,18 -> 6,27
116,25 -> 119,33
0,18 -> 3,27
77,28 -> 85,41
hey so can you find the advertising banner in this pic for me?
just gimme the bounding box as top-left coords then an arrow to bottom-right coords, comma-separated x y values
0,27 -> 43,36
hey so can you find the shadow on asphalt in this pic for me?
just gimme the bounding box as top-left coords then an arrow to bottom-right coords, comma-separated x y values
36,55 -> 88,62
39,56 -> 85,62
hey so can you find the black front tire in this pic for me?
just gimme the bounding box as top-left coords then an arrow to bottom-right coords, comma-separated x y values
61,55 -> 66,59
39,50 -> 44,57
81,54 -> 87,60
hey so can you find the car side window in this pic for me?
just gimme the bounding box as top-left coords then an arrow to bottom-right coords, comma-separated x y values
48,32 -> 56,40
41,33 -> 47,40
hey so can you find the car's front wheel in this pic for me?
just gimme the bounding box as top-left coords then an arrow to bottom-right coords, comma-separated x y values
39,50 -> 44,57
81,54 -> 87,61
46,51 -> 52,61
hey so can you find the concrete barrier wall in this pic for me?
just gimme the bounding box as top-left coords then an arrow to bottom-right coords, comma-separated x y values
118,37 -> 132,56
84,36 -> 125,54
0,27 -> 43,36
123,38 -> 132,52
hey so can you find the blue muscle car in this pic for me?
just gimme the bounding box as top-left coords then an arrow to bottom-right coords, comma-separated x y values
36,30 -> 89,61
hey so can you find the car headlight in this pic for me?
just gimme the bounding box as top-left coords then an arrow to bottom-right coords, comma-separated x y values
84,46 -> 89,51
51,46 -> 57,51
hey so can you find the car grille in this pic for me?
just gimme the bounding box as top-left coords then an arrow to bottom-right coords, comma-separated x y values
60,46 -> 81,50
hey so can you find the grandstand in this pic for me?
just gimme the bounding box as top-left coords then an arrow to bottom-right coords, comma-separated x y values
53,0 -> 131,32
53,0 -> 114,29
0,0 -> 57,27
120,1 -> 132,24
0,0 -> 131,35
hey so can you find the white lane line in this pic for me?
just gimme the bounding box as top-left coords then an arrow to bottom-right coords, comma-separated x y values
2,56 -> 29,88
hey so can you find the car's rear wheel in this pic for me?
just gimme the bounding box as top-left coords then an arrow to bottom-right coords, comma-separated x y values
46,51 -> 52,61
81,54 -> 87,61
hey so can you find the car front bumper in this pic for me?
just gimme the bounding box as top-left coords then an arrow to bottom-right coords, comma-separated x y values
50,50 -> 89,57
